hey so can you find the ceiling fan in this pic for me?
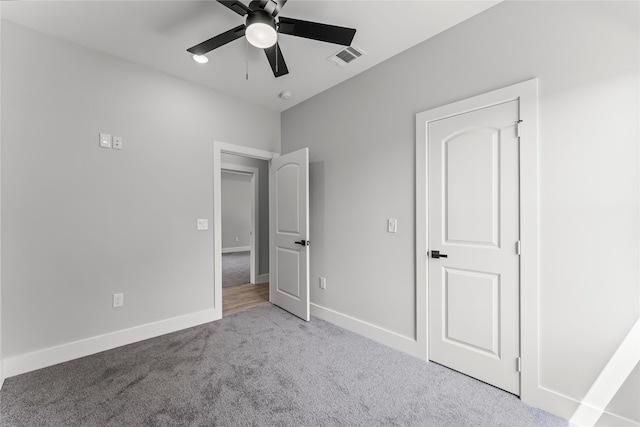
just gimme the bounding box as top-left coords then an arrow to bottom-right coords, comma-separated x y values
187,0 -> 357,78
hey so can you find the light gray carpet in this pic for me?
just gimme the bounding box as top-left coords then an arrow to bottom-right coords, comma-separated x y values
222,251 -> 250,288
0,305 -> 569,426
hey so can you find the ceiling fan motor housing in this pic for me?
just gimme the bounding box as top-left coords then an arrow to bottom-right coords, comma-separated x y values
246,9 -> 276,28
249,0 -> 284,17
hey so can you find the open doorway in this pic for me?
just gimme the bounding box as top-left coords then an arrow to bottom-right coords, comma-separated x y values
219,152 -> 271,316
220,169 -> 253,287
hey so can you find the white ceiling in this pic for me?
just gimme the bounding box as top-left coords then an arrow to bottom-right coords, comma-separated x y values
1,0 -> 500,112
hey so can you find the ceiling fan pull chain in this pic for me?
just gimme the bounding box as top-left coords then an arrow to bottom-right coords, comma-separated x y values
245,38 -> 249,81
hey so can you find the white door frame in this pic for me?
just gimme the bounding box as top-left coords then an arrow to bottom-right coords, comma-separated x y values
213,141 -> 278,319
221,165 -> 259,284
415,79 -> 539,402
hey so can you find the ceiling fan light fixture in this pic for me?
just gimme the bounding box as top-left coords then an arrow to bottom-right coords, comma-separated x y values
192,54 -> 209,64
245,11 -> 277,49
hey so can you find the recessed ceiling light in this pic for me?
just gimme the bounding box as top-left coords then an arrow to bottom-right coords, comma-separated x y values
192,54 -> 209,64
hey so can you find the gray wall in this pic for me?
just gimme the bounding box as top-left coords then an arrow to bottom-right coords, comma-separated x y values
0,13 -> 3,386
1,21 -> 280,358
282,1 -> 638,423
221,154 -> 270,276
221,171 -> 252,250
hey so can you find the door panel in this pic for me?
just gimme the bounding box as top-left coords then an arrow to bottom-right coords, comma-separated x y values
445,129 -> 499,247
275,247 -> 301,298
429,100 -> 520,395
276,163 -> 300,234
444,268 -> 500,356
270,148 -> 310,321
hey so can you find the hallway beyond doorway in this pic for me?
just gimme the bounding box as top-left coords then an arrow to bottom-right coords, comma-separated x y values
222,251 -> 250,288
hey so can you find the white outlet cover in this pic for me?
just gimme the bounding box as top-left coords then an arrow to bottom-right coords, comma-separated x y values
197,219 -> 209,231
113,293 -> 124,308
113,136 -> 123,150
99,133 -> 111,148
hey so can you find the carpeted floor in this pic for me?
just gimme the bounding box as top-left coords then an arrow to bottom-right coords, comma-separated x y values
222,251 -> 250,288
0,305 -> 569,426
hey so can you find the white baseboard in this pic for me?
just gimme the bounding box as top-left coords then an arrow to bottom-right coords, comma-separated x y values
597,411 -> 640,427
3,308 -> 218,378
310,303 -> 421,358
530,385 -> 639,427
256,273 -> 269,284
222,246 -> 250,254
310,304 -> 637,427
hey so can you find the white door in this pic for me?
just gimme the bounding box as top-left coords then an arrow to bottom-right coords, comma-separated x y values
269,148 -> 310,321
428,100 -> 521,395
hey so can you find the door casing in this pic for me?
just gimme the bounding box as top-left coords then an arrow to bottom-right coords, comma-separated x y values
415,79 -> 539,404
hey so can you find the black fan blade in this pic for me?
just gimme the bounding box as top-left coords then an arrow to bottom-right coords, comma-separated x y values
264,43 -> 289,78
278,17 -> 355,46
274,0 -> 287,16
187,24 -> 246,55
218,0 -> 251,16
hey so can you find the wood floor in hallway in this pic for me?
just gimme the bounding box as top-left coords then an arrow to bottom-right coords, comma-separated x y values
222,282 -> 270,316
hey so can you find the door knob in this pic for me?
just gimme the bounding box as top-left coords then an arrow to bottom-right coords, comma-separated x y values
295,240 -> 310,246
431,250 -> 448,259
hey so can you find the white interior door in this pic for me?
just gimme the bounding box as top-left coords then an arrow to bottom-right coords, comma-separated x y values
428,100 -> 521,395
270,148 -> 310,321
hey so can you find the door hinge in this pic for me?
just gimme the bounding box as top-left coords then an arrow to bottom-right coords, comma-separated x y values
516,119 -> 523,138
516,357 -> 522,372
516,240 -> 521,256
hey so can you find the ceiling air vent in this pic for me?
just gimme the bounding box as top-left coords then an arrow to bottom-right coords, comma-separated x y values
328,45 -> 365,67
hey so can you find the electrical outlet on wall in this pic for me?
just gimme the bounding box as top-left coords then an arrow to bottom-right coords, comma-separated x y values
113,293 -> 124,308
99,133 -> 111,148
319,277 -> 327,289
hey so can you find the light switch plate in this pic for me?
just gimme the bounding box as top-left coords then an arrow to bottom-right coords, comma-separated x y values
99,133 -> 111,148
388,218 -> 398,233
197,219 -> 209,231
113,136 -> 123,150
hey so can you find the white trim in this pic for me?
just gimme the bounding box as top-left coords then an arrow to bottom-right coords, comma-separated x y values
213,141 -> 278,318
3,308 -> 216,378
310,303 -> 421,357
256,273 -> 270,284
415,79 -> 539,397
222,162 -> 260,283
534,385 -> 640,427
596,412 -> 640,427
221,246 -> 251,254
569,318 -> 640,427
